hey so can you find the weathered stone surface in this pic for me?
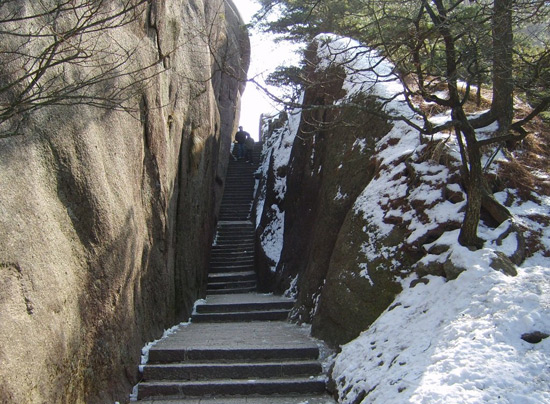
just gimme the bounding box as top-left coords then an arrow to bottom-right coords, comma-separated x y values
521,331 -> 549,344
489,251 -> 518,277
311,213 -> 412,347
443,253 -> 468,280
0,1 -> 248,403
255,42 -> 405,347
495,221 -> 526,266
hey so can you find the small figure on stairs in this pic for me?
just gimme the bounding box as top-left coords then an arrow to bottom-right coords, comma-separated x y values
234,126 -> 249,160
245,133 -> 255,164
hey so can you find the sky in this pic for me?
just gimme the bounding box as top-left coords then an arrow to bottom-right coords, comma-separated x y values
230,0 -> 300,140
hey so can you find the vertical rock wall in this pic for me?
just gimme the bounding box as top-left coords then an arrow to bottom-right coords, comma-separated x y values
0,1 -> 249,403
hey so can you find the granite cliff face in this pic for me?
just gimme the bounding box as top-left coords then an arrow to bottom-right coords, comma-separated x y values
0,1 -> 248,403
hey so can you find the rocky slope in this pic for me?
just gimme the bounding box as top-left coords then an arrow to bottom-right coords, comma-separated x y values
0,1 -> 249,403
254,36 -> 528,349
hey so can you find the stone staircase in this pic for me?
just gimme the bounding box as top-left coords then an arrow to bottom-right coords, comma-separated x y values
207,221 -> 256,296
134,144 -> 334,403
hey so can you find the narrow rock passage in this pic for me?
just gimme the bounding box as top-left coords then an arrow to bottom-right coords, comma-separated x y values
135,145 -> 335,403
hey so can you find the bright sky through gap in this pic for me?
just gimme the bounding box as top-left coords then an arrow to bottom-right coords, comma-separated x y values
230,0 -> 300,140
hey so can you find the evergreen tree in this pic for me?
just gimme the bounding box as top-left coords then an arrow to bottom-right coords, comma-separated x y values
255,0 -> 550,248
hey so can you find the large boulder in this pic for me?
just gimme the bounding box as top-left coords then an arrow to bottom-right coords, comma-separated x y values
311,212 -> 411,346
0,1 -> 249,403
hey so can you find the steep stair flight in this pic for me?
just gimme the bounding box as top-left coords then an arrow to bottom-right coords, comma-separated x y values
134,144 -> 335,403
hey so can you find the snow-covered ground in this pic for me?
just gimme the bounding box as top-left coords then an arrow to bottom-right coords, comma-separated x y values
258,34 -> 550,403
333,254 -> 550,404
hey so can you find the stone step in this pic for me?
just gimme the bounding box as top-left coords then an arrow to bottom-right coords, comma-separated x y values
196,303 -> 293,314
211,245 -> 254,252
148,346 -> 319,364
219,207 -> 252,212
221,194 -> 254,200
213,229 -> 254,236
137,377 -> 326,399
218,216 -> 252,221
216,220 -> 254,225
215,230 -> 254,234
213,235 -> 254,241
214,240 -> 254,247
221,192 -> 253,196
221,198 -> 252,202
219,209 -> 252,215
221,194 -> 254,199
207,280 -> 257,290
209,262 -> 254,273
226,171 -> 257,176
192,309 -> 289,323
214,230 -> 254,237
210,253 -> 253,260
209,269 -> 254,276
142,360 -> 323,381
223,182 -> 255,187
210,254 -> 254,261
224,179 -> 255,183
209,265 -> 254,273
218,215 -> 251,221
137,395 -> 335,404
227,165 -> 258,169
206,286 -> 257,295
207,271 -> 256,283
211,246 -> 254,254
224,176 -> 256,181
219,201 -> 252,205
209,257 -> 254,263
214,230 -> 254,236
222,190 -> 254,194
224,179 -> 255,184
222,190 -> 254,195
146,320 -> 318,355
212,237 -> 254,244
211,246 -> 253,252
220,202 -> 253,207
195,302 -> 294,314
215,228 -> 254,232
220,204 -> 251,213
222,192 -> 254,197
224,178 -> 255,182
211,246 -> 254,253
210,257 -> 253,265
214,236 -> 253,241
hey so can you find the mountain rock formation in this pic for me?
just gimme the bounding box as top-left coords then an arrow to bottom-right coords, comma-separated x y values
0,1 -> 249,403
255,41 -> 405,348
254,37 -> 524,349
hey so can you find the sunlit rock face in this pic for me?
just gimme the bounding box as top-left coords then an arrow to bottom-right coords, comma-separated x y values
0,1 -> 249,403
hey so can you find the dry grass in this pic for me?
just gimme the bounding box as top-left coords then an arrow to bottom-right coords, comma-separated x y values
496,107 -> 550,199
409,76 -> 550,201
397,75 -> 549,256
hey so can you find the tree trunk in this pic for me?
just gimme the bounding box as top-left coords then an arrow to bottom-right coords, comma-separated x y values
457,120 -> 485,249
429,0 -> 485,248
491,0 -> 514,132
